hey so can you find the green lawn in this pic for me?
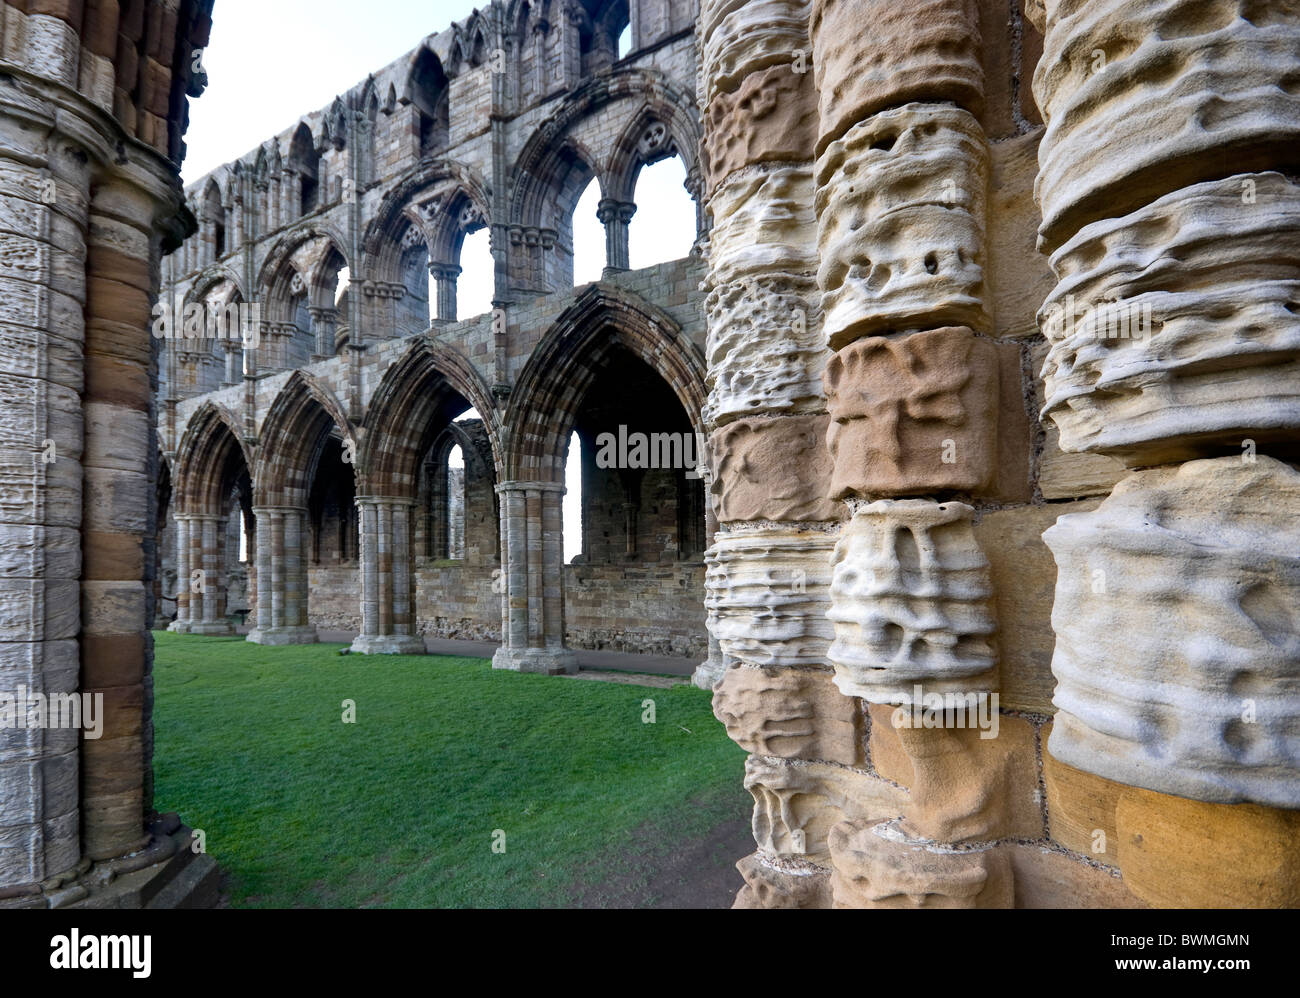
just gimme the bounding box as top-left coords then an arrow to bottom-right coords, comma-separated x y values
151,632 -> 747,908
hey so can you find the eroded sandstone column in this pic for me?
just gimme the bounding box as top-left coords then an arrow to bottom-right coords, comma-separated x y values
1027,0 -> 1300,905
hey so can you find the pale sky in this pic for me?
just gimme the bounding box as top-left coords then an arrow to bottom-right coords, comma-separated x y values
186,1 -> 697,562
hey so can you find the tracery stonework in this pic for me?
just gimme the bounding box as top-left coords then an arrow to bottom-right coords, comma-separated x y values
3,0 -> 1297,911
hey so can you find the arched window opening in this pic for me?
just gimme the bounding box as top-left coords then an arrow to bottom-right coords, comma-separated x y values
564,431 -> 583,563
334,266 -> 350,307
409,48 -> 451,156
572,178 -> 605,287
628,154 -> 695,270
617,23 -> 631,59
456,228 -> 494,320
447,444 -> 466,560
399,229 -> 432,333
580,0 -> 628,74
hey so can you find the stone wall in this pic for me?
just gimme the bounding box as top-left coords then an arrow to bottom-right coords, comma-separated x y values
701,0 -> 1300,909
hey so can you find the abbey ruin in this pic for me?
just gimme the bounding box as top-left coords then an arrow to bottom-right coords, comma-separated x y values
2,0 -> 1298,909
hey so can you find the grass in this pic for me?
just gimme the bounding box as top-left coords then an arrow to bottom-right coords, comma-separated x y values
151,631 -> 747,908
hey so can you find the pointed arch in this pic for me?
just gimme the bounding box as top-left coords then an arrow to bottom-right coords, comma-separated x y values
359,338 -> 501,496
174,401 -> 253,516
605,94 -> 701,203
361,159 -> 491,285
253,371 -> 356,508
504,283 -> 707,482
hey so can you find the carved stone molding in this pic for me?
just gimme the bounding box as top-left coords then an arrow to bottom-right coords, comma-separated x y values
708,415 -> 842,522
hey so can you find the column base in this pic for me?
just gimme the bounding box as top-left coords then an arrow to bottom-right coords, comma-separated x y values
246,626 -> 319,646
492,645 -> 578,675
349,634 -> 426,655
188,620 -> 236,636
166,619 -> 192,634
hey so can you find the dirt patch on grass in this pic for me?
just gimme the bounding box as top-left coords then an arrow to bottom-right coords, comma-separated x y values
569,792 -> 753,909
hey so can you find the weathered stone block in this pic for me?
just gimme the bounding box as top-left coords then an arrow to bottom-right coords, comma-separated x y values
745,755 -> 905,862
705,526 -> 836,668
1032,0 -> 1300,249
701,0 -> 812,102
1044,457 -> 1300,808
708,415 -> 840,522
824,328 -> 1000,498
703,275 -> 828,427
1039,173 -> 1300,465
828,819 -> 1013,907
713,663 -> 862,765
815,104 -> 990,348
828,500 -> 997,704
811,0 -> 984,149
703,63 -> 817,193
707,164 -> 817,286
734,852 -> 832,908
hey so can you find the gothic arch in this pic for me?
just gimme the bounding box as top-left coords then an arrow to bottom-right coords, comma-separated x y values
257,223 -> 351,321
358,338 -> 502,496
361,160 -> 491,285
253,371 -> 357,508
504,283 -> 707,482
604,94 -> 701,204
174,401 -> 253,516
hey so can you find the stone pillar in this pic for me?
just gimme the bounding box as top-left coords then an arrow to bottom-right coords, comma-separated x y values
308,305 -> 338,361
169,515 -> 194,633
221,340 -> 240,387
492,482 -> 575,674
0,99 -> 87,888
430,263 -> 460,325
351,497 -> 424,654
597,198 -> 636,274
1024,0 -> 1300,906
188,513 -> 233,635
246,507 -> 317,645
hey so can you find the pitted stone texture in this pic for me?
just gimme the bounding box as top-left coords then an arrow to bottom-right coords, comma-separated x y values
734,852 -> 832,908
810,0 -> 984,150
828,820 -> 1013,908
703,276 -> 828,427
708,415 -> 840,522
703,64 -> 818,193
1031,0 -> 1300,250
824,328 -> 1000,498
892,712 -> 1043,843
704,527 -> 836,668
701,0 -> 812,102
815,104 -> 991,348
744,755 -> 905,862
1039,173 -> 1300,465
713,663 -> 863,765
1044,457 -> 1300,808
707,165 -> 818,286
828,500 -> 998,704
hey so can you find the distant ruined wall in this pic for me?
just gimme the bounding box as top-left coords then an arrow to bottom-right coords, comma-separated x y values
702,0 -> 1300,908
